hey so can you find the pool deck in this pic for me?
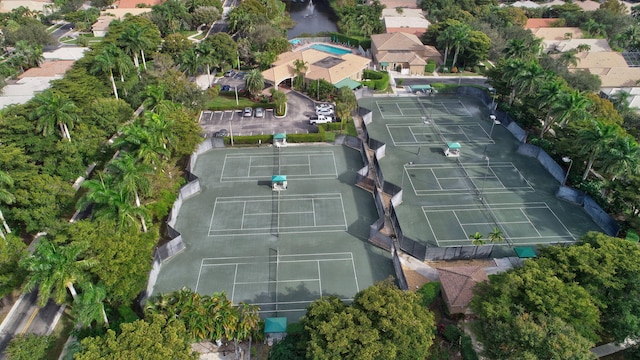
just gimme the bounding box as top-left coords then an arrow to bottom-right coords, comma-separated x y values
291,41 -> 356,54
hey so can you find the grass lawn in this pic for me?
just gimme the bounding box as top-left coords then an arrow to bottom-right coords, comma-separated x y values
179,30 -> 198,37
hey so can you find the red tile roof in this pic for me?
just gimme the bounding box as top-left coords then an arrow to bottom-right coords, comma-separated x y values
525,18 -> 558,29
438,266 -> 488,312
116,0 -> 162,9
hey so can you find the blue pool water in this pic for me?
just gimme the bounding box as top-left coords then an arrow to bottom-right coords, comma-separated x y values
310,44 -> 352,56
290,39 -> 302,45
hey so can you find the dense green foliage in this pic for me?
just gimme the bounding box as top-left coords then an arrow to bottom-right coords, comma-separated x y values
472,232 -> 640,357
272,280 -> 435,359
6,334 -> 54,360
74,314 -> 197,360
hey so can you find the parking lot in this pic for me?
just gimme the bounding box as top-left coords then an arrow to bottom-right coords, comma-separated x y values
212,70 -> 246,91
200,90 -> 328,137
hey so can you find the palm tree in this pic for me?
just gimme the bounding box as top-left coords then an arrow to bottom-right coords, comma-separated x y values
196,41 -> 216,87
515,61 -> 549,99
244,69 -> 265,98
114,123 -> 169,167
233,303 -> 260,357
91,45 -> 121,100
577,120 -> 620,180
558,50 -> 579,68
469,232 -> 485,257
551,89 -> 591,129
270,88 -> 287,115
0,171 -> 15,239
108,153 -> 152,232
144,111 -> 176,152
501,59 -> 526,106
142,84 -> 166,111
29,91 -> 79,142
11,40 -> 44,70
180,48 -> 203,77
73,282 -> 109,328
292,59 -> 308,90
601,135 -> 640,180
437,27 -> 455,69
503,39 -> 528,59
118,23 -> 157,74
536,79 -> 566,137
21,240 -> 95,306
609,90 -> 632,116
449,23 -> 471,71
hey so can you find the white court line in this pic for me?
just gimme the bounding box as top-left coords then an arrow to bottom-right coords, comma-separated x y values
312,199 -> 316,227
376,101 -> 385,119
396,103 -> 404,116
231,264 -> 238,302
542,206 -> 577,240
241,202 -> 246,229
308,154 -> 312,175
422,202 -> 550,209
423,208 -> 440,247
520,209 -> 542,237
350,253 -> 359,292
219,154 -> 229,183
408,126 -> 419,143
317,261 -> 322,297
195,258 -> 206,292
202,252 -> 354,262
235,278 -> 320,285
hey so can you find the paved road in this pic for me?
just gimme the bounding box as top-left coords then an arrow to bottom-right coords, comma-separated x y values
0,291 -> 63,359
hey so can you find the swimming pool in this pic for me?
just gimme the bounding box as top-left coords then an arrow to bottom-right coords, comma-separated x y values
310,44 -> 352,56
290,39 -> 302,45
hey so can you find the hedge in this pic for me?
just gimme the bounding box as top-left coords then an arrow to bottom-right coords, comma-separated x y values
362,70 -> 389,91
425,59 -> 436,73
417,282 -> 441,306
328,33 -> 370,49
461,334 -> 478,360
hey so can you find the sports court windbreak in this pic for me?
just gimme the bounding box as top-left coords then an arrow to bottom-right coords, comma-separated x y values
358,95 -> 601,258
151,145 -> 394,322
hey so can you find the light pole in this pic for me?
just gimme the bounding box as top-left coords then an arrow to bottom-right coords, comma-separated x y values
562,157 -> 572,186
234,85 -> 239,106
489,117 -> 501,139
488,87 -> 496,111
479,156 -> 490,200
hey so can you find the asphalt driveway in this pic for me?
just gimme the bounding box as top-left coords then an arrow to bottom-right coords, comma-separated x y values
200,90 -> 319,137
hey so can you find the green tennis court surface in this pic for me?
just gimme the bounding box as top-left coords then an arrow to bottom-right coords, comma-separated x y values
151,145 -> 394,321
359,95 -> 601,257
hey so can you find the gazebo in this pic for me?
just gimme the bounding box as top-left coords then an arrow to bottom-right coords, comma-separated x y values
274,133 -> 287,147
264,317 -> 287,345
444,142 -> 461,157
272,175 -> 287,191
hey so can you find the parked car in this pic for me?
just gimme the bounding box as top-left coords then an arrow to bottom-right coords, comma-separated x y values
243,107 -> 253,117
214,129 -> 228,137
255,107 -> 264,118
315,103 -> 334,110
316,108 -> 335,116
309,115 -> 333,125
221,85 -> 231,92
224,70 -> 234,77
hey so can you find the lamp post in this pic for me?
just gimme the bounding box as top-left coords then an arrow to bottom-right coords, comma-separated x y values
229,113 -> 234,146
234,85 -> 239,106
489,117 -> 501,139
562,157 -> 572,186
488,87 -> 496,111
479,156 -> 490,200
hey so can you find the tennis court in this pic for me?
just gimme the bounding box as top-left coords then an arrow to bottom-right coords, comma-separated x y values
220,151 -> 338,181
151,145 -> 393,321
195,252 -> 359,317
386,123 -> 494,146
358,94 -> 602,257
403,162 -> 533,195
375,99 -> 473,119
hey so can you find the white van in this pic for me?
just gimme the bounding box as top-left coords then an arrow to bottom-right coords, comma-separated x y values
309,115 -> 333,125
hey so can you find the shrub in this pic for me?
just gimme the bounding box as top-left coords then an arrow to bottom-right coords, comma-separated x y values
425,59 -> 437,73
460,334 -> 479,360
417,282 -> 441,306
224,134 -> 273,145
363,69 -> 384,80
443,325 -> 462,344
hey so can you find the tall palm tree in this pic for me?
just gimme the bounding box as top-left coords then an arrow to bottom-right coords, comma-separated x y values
108,153 -> 152,231
449,23 -> 471,71
180,48 -> 203,77
292,59 -> 308,90
270,88 -> 286,115
515,61 -> 549,99
0,171 -> 15,239
552,89 -> 591,129
233,303 -> 260,357
91,45 -> 121,100
21,240 -> 95,306
437,26 -> 455,69
503,39 -> 528,59
12,40 -> 44,70
114,123 -> 169,167
29,91 -> 79,142
244,69 -> 265,98
501,59 -> 526,106
118,23 -> 156,74
601,135 -> 640,180
536,79 -> 566,137
142,84 -> 166,111
577,120 -> 620,180
196,41 -> 216,87
73,281 -> 109,328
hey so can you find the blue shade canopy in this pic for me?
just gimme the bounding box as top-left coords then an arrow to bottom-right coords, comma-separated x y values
447,142 -> 462,149
514,246 -> 537,258
264,317 -> 287,333
274,133 -> 287,140
272,175 -> 287,182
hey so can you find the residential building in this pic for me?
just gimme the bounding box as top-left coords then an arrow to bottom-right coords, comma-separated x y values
371,32 -> 441,75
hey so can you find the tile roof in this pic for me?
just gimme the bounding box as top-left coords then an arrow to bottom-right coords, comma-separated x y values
438,266 -> 488,310
524,18 -> 558,29
572,0 -> 601,11
529,27 -> 584,40
381,8 -> 425,18
115,0 -> 161,9
18,60 -> 75,78
543,39 -> 611,53
371,32 -> 424,52
377,0 -> 418,9
262,48 -> 370,86
384,16 -> 430,30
